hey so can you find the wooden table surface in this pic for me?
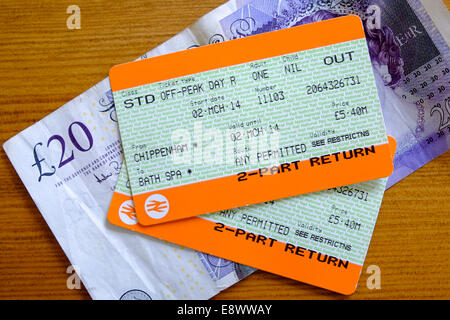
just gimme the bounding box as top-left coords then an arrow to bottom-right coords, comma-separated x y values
0,0 -> 449,300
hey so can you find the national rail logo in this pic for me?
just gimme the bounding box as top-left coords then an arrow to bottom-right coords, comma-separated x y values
145,194 -> 170,219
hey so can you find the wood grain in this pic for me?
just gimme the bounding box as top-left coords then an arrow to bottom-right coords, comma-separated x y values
0,0 -> 448,300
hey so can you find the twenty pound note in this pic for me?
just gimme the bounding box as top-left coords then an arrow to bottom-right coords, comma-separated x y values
3,0 -> 256,300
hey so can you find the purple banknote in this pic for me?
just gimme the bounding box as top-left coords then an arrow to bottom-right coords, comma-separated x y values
219,0 -> 450,188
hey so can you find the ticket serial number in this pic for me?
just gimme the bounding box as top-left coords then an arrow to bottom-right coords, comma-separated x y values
306,76 -> 361,95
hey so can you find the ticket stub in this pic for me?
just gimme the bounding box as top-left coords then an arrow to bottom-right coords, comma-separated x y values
109,15 -> 393,225
107,137 -> 395,294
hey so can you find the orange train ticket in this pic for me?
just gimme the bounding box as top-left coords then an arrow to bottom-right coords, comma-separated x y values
108,15 -> 394,225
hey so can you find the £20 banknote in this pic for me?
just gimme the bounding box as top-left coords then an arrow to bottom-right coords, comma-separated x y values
3,0 -> 256,300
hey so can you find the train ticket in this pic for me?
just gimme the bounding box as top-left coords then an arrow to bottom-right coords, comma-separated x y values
107,139 -> 395,294
109,15 -> 394,225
